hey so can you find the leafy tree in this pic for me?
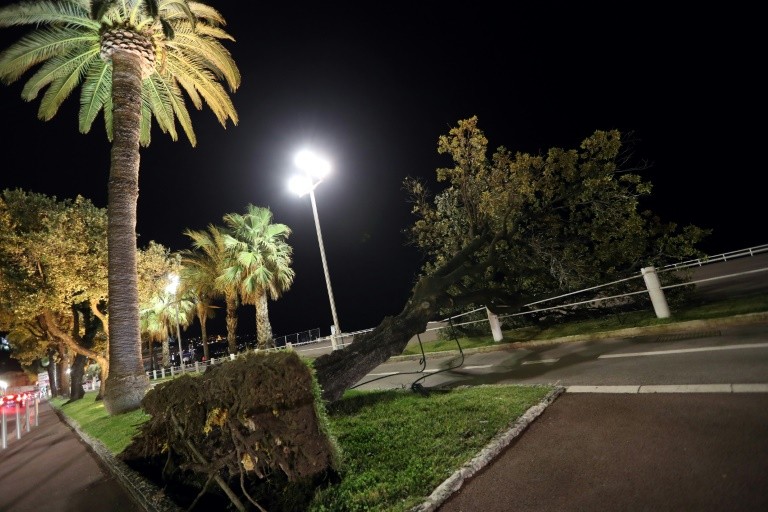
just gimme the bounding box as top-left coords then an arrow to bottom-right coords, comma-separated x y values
221,205 -> 295,350
183,224 -> 240,355
0,0 -> 240,414
0,189 -> 176,400
312,117 -> 710,401
0,189 -> 110,399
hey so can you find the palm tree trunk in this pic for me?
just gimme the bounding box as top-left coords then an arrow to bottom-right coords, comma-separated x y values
226,292 -> 238,354
163,338 -> 171,367
255,292 -> 273,349
197,302 -> 210,360
102,50 -> 150,415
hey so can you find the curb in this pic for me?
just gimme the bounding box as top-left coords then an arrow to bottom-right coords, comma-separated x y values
51,405 -> 183,512
411,385 -> 566,512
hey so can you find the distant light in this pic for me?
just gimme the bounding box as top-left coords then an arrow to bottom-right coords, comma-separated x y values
165,273 -> 179,295
294,149 -> 331,179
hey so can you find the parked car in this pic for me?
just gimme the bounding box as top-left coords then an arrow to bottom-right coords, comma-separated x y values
1,392 -> 29,413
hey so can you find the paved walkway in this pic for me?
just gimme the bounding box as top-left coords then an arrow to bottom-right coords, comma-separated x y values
0,399 -> 147,512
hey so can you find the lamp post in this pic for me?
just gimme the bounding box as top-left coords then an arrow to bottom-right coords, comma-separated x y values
165,273 -> 185,373
289,149 -> 342,350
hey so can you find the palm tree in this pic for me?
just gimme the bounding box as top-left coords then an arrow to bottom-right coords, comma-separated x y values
139,296 -> 171,368
180,245 -> 221,361
222,205 -> 295,350
0,0 -> 240,413
183,224 -> 240,355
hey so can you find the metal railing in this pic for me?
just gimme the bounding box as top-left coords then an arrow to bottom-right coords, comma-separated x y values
147,243 -> 768,382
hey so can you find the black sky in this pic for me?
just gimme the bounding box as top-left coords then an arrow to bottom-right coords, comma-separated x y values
0,2 -> 764,339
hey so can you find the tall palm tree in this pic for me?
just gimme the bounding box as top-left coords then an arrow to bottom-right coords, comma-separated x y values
183,224 -> 240,355
222,205 -> 295,350
0,0 -> 240,413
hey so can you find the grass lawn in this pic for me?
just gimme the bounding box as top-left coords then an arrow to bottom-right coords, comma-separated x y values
51,383 -> 554,511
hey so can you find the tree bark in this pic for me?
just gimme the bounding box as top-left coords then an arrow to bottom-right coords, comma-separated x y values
197,301 -> 210,360
255,292 -> 273,349
103,49 -> 151,414
70,354 -> 87,400
226,292 -> 238,354
313,273 -> 448,402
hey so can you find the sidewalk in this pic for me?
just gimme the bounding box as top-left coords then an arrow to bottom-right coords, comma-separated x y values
0,399 -> 168,512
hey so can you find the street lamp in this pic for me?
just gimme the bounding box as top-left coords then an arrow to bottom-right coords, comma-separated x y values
289,149 -> 342,350
165,273 -> 185,373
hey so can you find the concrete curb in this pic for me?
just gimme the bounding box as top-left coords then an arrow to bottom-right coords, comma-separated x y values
51,406 -> 183,512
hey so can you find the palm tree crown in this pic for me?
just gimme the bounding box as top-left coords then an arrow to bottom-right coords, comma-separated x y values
184,223 -> 240,355
222,205 -> 295,349
0,0 -> 240,146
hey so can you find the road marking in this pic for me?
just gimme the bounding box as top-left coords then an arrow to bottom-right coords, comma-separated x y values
567,384 -> 768,393
463,364 -> 494,369
598,342 -> 768,359
368,369 -> 441,376
521,359 -> 560,365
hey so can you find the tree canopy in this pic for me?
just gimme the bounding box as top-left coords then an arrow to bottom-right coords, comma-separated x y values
403,116 -> 710,314
313,117 -> 710,401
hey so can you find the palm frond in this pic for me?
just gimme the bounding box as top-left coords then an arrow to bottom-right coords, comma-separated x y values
164,53 -> 237,127
0,27 -> 95,84
0,1 -> 98,30
79,59 -> 111,132
37,48 -> 98,120
21,43 -> 98,100
142,72 -> 179,141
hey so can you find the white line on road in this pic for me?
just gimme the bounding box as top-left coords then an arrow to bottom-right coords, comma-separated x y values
597,342 -> 768,359
463,365 -> 494,369
521,359 -> 560,365
368,369 -> 441,376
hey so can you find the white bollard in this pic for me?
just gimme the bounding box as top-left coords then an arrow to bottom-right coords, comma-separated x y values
486,308 -> 504,342
641,266 -> 671,319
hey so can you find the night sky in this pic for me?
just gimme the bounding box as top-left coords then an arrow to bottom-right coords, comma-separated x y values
0,2 -> 764,340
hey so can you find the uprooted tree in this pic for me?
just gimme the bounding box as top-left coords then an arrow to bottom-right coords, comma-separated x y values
312,116 -> 710,402
121,351 -> 340,512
